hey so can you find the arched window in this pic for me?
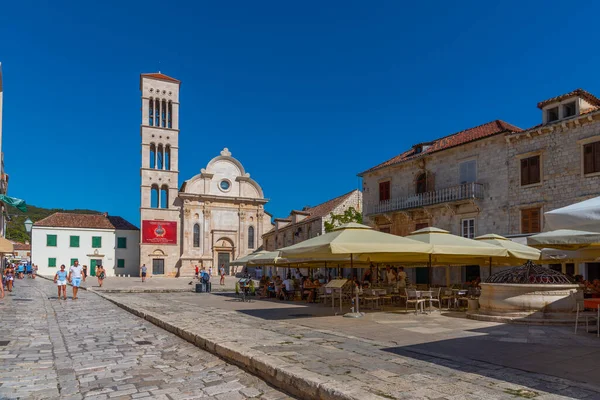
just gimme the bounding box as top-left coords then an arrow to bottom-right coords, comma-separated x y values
161,99 -> 167,128
149,98 -> 154,126
193,223 -> 200,248
154,98 -> 160,126
151,185 -> 159,208
157,144 -> 164,170
248,226 -> 255,249
149,143 -> 156,168
160,185 -> 168,208
416,173 -> 427,194
165,145 -> 171,171
168,101 -> 173,128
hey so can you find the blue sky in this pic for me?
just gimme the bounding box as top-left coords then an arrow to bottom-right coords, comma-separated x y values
1,1 -> 599,226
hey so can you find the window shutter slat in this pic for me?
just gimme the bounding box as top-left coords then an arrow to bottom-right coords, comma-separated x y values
521,159 -> 529,185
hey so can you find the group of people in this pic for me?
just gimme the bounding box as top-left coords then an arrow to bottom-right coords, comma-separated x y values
258,270 -> 323,302
52,260 -> 106,300
575,275 -> 600,297
357,264 -> 408,289
0,262 -> 39,298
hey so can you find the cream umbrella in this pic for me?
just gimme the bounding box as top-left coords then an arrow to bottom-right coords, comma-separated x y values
474,234 -> 541,275
527,229 -> 600,250
230,250 -> 269,266
407,227 -> 509,283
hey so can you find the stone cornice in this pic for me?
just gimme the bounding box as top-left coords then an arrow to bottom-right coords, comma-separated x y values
507,109 -> 600,144
178,192 -> 268,205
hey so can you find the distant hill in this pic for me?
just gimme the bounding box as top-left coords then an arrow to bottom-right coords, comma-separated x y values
5,204 -> 101,243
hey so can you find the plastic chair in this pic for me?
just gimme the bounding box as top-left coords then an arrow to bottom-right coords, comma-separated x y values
575,302 -> 599,337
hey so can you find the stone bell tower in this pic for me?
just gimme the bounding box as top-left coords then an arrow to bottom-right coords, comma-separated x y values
139,73 -> 181,276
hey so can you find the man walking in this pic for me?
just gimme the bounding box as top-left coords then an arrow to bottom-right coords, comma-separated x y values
219,264 -> 225,285
68,260 -> 84,300
140,264 -> 147,283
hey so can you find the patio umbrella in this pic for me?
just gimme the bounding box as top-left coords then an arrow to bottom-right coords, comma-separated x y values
278,222 -> 433,263
230,250 -> 269,266
527,229 -> 600,250
474,234 -> 541,274
407,227 -> 509,282
545,196 -> 600,231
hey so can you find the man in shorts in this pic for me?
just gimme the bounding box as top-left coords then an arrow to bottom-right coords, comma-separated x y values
140,264 -> 147,282
68,260 -> 84,300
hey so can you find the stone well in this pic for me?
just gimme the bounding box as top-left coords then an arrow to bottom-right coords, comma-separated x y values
467,261 -> 582,324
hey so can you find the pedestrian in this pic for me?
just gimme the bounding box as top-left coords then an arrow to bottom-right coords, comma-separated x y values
82,265 -> 88,282
17,263 -> 24,279
0,268 -> 4,299
208,266 -> 213,278
96,265 -> 105,287
68,260 -> 84,300
5,264 -> 14,292
26,263 -> 32,278
54,265 -> 68,300
194,265 -> 199,280
140,264 -> 147,282
219,264 -> 225,285
32,264 -> 38,279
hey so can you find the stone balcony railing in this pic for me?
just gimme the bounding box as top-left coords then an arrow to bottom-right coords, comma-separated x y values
365,182 -> 484,216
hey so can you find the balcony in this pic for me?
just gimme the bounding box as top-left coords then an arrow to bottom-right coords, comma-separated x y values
365,182 -> 484,216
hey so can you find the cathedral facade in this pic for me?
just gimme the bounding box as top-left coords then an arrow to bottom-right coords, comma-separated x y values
139,73 -> 272,277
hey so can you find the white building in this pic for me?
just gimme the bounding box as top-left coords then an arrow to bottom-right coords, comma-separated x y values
139,73 -> 272,277
32,212 -> 139,277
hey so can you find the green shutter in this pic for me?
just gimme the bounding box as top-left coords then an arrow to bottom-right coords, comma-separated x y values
92,236 -> 102,248
47,234 -> 57,247
48,258 -> 56,267
70,236 -> 80,248
117,259 -> 125,268
117,237 -> 127,248
70,258 -> 78,266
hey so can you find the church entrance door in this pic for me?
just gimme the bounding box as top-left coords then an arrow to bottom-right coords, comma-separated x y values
152,259 -> 165,275
218,253 -> 230,275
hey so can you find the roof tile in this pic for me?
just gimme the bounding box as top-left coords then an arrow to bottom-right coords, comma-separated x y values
34,213 -> 138,230
141,73 -> 181,84
537,88 -> 600,109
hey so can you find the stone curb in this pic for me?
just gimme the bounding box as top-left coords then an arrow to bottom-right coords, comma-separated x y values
94,291 -> 375,400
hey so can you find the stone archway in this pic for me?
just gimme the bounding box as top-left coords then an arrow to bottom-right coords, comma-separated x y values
214,237 -> 235,275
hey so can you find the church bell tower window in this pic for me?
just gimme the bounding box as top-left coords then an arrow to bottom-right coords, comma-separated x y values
160,185 -> 169,208
149,98 -> 154,126
193,224 -> 200,247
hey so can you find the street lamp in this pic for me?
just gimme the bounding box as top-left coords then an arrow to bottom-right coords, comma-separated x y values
24,218 -> 33,264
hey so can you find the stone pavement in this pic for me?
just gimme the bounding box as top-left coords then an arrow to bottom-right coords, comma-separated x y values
101,292 -> 600,400
37,275 -> 249,293
0,278 -> 293,400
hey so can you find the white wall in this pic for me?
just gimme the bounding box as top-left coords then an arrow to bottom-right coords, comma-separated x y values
114,229 -> 140,277
32,226 -> 116,277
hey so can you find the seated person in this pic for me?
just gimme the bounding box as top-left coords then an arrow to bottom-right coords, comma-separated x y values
305,279 -> 321,303
281,275 -> 293,300
274,276 -> 283,298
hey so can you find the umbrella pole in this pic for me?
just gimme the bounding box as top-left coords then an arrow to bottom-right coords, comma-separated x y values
428,254 -> 432,287
489,257 -> 492,279
344,253 -> 363,318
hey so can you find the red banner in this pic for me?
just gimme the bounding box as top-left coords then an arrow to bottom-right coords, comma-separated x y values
142,220 -> 178,245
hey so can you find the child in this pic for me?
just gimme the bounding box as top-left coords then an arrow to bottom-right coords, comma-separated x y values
54,265 -> 68,300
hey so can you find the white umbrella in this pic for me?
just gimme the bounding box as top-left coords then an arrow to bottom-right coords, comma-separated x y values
545,196 -> 600,231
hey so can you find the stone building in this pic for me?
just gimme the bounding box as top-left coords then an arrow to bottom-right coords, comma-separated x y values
359,88 -> 600,283
139,73 -> 272,277
262,189 -> 362,251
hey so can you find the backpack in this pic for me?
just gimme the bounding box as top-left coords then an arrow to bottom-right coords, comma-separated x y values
202,272 -> 210,283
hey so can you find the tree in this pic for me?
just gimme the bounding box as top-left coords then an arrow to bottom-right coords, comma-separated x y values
324,207 -> 363,233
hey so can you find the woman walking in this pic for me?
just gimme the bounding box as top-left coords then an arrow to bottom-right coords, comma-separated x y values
96,265 -> 106,287
5,264 -> 14,292
54,265 -> 68,300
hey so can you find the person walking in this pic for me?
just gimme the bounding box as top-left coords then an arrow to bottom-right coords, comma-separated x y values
32,264 -> 37,279
54,265 -> 68,300
5,264 -> 14,292
194,265 -> 199,280
140,264 -> 147,282
0,268 -> 4,299
82,265 -> 88,282
96,265 -> 106,287
68,260 -> 84,300
219,264 -> 225,286
26,263 -> 32,278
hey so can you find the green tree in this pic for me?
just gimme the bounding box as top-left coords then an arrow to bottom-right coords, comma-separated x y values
324,207 -> 363,233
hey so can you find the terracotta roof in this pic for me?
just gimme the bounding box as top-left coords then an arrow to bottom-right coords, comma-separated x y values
537,89 -> 600,109
141,72 -> 180,84
300,190 -> 360,223
359,120 -> 521,176
34,213 -> 139,230
509,106 -> 600,136
12,242 -> 30,250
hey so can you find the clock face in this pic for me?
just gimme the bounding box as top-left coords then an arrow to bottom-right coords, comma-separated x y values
220,180 -> 230,191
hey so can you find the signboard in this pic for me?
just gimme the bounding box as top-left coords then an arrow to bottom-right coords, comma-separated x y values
325,279 -> 348,288
142,220 -> 177,245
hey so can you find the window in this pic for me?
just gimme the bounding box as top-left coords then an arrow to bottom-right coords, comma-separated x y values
149,144 -> 156,168
563,101 -> 576,118
160,185 -> 169,208
47,234 -> 57,247
149,98 -> 154,126
379,181 -> 390,202
161,99 -> 167,128
70,236 -> 80,248
151,185 -> 159,208
520,155 -> 541,186
92,236 -> 102,248
193,224 -> 200,248
117,237 -> 127,248
459,160 -> 477,184
461,218 -> 475,239
157,144 -> 164,169
416,173 -> 427,194
165,145 -> 171,171
521,208 -> 541,234
48,258 -> 56,267
583,141 -> 600,175
248,226 -> 255,249
154,98 -> 160,126
547,107 -> 559,122
117,259 -> 125,268
168,101 -> 173,128
70,258 -> 78,266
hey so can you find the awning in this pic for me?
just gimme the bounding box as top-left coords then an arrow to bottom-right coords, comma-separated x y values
0,237 -> 14,253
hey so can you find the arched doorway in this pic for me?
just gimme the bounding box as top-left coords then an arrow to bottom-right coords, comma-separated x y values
214,237 -> 235,275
